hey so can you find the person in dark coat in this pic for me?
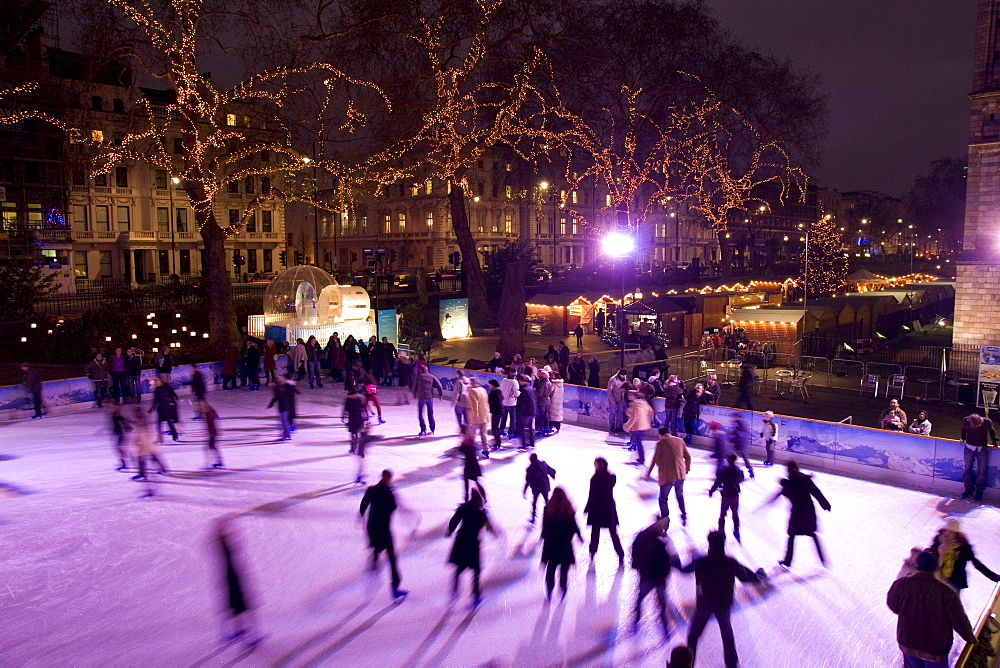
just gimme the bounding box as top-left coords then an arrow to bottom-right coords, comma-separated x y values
515,375 -> 537,450
199,400 -> 223,469
710,454 -> 745,542
887,549 -> 976,667
960,412 -> 996,501
214,516 -> 259,646
681,383 -> 704,439
631,517 -> 680,637
360,470 -> 408,600
242,342 -> 261,391
736,363 -> 755,411
458,433 -> 483,501
267,375 -> 299,441
380,337 -> 397,385
567,354 -> 586,386
148,378 -> 179,443
109,404 -> 131,471
487,380 -> 503,450
766,461 -> 832,568
221,344 -> 239,390
85,353 -> 110,408
584,457 -> 625,564
930,518 -> 1000,594
523,453 -> 556,523
540,487 -> 583,599
21,362 -> 43,418
125,347 -> 143,403
342,386 -> 367,455
186,367 -> 207,402
587,355 -> 601,388
557,341 -> 570,371
679,531 -> 765,668
447,487 -> 493,608
574,324 -> 584,348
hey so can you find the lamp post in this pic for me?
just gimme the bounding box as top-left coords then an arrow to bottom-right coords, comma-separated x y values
603,231 -> 635,370
798,222 -> 810,318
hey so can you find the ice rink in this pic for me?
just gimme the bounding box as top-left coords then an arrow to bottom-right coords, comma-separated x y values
2,383 -> 998,667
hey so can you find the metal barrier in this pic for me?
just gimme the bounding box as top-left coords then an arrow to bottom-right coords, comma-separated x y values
799,356 -> 831,388
829,359 -> 866,394
865,362 -> 903,382
838,416 -> 853,424
902,365 -> 943,401
956,581 -> 1000,667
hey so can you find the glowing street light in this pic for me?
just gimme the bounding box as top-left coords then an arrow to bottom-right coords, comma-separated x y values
602,231 -> 635,256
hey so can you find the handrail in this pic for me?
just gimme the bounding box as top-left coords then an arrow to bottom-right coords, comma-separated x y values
956,581 -> 1000,667
838,416 -> 852,424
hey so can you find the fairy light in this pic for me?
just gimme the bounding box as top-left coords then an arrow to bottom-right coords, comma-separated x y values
800,216 -> 849,296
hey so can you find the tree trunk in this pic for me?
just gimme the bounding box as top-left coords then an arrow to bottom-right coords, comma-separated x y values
197,206 -> 239,351
448,180 -> 491,328
716,229 -> 733,279
497,252 -> 528,360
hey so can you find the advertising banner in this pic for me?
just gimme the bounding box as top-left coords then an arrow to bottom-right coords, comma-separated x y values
439,298 -> 471,339
978,345 -> 1000,409
377,309 -> 398,348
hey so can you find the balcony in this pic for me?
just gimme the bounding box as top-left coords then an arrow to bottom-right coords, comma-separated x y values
130,230 -> 156,240
94,187 -> 112,194
114,188 -> 134,196
75,231 -> 94,240
96,231 -> 117,240
177,232 -> 194,240
154,189 -> 171,197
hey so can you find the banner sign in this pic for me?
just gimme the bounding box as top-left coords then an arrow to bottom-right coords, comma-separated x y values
978,345 -> 1000,409
439,298 -> 471,339
377,309 -> 398,347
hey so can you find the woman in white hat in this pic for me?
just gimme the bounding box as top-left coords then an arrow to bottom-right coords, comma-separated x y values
760,411 -> 779,467
930,518 -> 1000,594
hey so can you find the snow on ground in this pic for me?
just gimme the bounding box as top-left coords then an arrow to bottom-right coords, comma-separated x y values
1,383 -> 999,667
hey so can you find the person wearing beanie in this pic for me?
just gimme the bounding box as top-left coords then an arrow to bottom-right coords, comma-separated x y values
887,548 -> 977,666
929,518 -> 1000,593
679,531 -> 765,668
760,411 -> 779,467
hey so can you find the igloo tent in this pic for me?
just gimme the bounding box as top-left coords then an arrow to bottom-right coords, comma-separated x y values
248,266 -> 376,344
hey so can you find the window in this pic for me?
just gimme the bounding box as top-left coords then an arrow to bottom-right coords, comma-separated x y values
492,213 -> 499,233
571,218 -> 578,235
27,203 -> 42,227
397,212 -> 406,231
410,183 -> 420,196
91,96 -> 102,111
560,217 -> 566,235
505,212 -> 513,234
72,205 -> 88,230
477,211 -> 486,233
260,176 -> 270,192
92,129 -> 104,142
156,207 -> 169,234
95,205 -> 110,232
491,184 -> 498,198
174,176 -> 184,190
113,98 -> 124,113
115,166 -> 128,188
262,248 -> 272,272
99,250 -> 113,278
173,138 -> 184,154
24,162 -> 40,183
426,211 -> 434,229
571,190 -> 578,204
247,249 -> 257,273
245,211 -> 256,233
229,209 -> 240,226
227,180 -> 239,194
72,166 -> 87,186
425,180 -> 433,195
0,202 -> 15,230
94,173 -> 108,187
226,113 -> 236,126
74,251 -> 88,278
505,185 -> 512,200
244,176 -> 254,194
261,209 -> 272,233
159,250 -> 170,275
175,208 -> 188,232
116,206 -> 130,232
605,194 -> 612,207
179,250 -> 191,274
155,170 -> 167,189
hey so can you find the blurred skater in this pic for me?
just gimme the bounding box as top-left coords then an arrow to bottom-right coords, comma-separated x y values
149,378 -> 179,443
267,374 -> 298,441
109,404 -> 131,471
540,487 -> 583,600
930,518 -> 999,595
584,457 -> 625,566
458,432 -> 483,501
679,531 -> 765,668
523,453 -> 556,524
447,487 -> 494,608
710,454 -> 745,542
199,400 -> 223,469
131,405 -> 167,489
766,461 -> 831,568
214,516 -> 260,646
625,390 -> 653,466
360,470 -> 408,600
728,413 -> 753,478
343,384 -> 367,455
466,377 -> 491,458
631,516 -> 680,638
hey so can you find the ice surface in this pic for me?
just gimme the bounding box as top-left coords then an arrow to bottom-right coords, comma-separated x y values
1,384 -> 999,667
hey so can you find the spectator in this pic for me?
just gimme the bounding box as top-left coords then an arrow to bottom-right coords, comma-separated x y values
887,549 -> 977,668
485,352 -> 504,374
109,347 -> 128,406
305,335 -> 323,388
574,323 -> 584,348
221,344 -> 238,390
682,383 -> 705,439
326,334 -> 345,383
960,412 -> 996,501
607,368 -> 630,434
487,379 -> 502,449
153,346 -> 173,384
908,410 -> 932,436
125,347 -> 143,402
499,368 -> 519,438
662,375 -> 684,437
85,352 -> 110,408
703,372 -> 721,406
567,353 -> 587,386
549,371 -> 565,433
290,338 -> 308,381
557,341 -> 570,371
21,362 -> 43,418
587,355 -> 601,388
736,363 -> 755,411
760,410 -> 779,467
380,337 -> 397,385
534,370 -> 554,436
879,398 -> 908,431
515,374 -> 537,451
262,338 -> 278,386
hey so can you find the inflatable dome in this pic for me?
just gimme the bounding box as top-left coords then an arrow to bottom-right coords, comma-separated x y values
263,265 -> 337,322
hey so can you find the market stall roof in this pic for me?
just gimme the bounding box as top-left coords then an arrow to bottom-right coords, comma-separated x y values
525,293 -> 592,307
729,308 -> 803,324
846,268 -> 882,283
644,294 -> 692,313
622,300 -> 657,315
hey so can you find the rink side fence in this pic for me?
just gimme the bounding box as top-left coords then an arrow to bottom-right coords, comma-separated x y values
0,359 -> 996,502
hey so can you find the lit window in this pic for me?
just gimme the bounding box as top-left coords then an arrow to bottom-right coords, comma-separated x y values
505,213 -> 513,234
225,114 -> 236,126
91,130 -> 104,142
384,214 -> 391,233
426,211 -> 434,229
605,194 -> 612,207
397,212 -> 406,231
571,191 -> 578,204
571,218 -> 578,234
411,184 -> 420,196
505,185 -> 512,199
425,180 -> 432,195
560,217 -> 566,235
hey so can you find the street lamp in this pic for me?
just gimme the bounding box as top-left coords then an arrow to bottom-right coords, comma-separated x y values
603,231 -> 635,369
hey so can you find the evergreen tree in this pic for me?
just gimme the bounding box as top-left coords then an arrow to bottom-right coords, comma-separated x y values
800,216 -> 849,296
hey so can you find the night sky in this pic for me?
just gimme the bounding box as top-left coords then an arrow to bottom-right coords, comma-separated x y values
707,0 -> 976,198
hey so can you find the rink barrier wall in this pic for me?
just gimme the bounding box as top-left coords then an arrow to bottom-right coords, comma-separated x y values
422,365 -> 1000,503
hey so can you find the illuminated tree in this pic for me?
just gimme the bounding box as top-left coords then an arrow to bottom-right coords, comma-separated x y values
800,216 -> 848,297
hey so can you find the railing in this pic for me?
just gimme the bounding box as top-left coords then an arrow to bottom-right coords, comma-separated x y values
114,188 -> 133,195
838,416 -> 852,424
130,231 -> 156,240
177,232 -> 194,240
154,189 -> 170,197
956,582 -> 1000,667
94,187 -> 112,194
96,231 -> 117,240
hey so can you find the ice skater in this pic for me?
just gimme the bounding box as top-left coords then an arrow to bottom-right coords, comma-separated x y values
523,453 -> 556,524
131,406 -> 167,491
631,516 -> 680,638
646,427 -> 691,525
929,518 -> 999,595
728,413 -> 753,478
584,457 -> 625,566
625,390 -> 653,466
199,400 -> 224,469
447,487 -> 494,608
267,374 -> 298,441
214,515 -> 260,647
458,432 -> 484,501
709,454 -> 745,542
760,411 -> 778,467
540,487 -> 583,600
342,384 -> 367,455
149,378 -> 179,443
412,365 -> 443,436
679,531 -> 766,668
765,461 -> 831,568
360,470 -> 408,600
108,404 -> 131,471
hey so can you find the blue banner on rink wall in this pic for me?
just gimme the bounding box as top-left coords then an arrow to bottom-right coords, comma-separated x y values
377,309 -> 398,348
